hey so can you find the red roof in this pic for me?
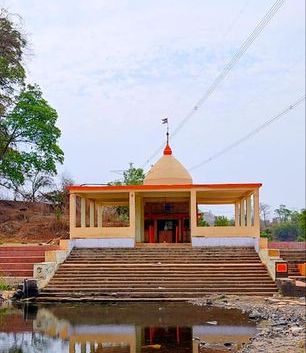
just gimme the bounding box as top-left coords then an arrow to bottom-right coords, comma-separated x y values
68,183 -> 262,192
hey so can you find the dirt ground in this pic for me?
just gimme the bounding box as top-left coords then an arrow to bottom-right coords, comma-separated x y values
191,295 -> 306,353
0,200 -> 69,244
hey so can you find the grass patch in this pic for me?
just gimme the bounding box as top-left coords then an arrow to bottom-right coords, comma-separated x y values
0,277 -> 12,291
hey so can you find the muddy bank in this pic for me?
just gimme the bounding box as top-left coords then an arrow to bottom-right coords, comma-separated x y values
191,295 -> 306,353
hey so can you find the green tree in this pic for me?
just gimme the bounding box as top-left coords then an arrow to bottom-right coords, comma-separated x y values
297,209 -> 306,241
0,84 -> 64,189
274,204 -> 292,222
0,9 -> 26,117
214,215 -> 231,226
198,213 -> 210,227
270,205 -> 305,241
110,163 -> 145,186
123,163 -> 145,185
271,222 -> 299,241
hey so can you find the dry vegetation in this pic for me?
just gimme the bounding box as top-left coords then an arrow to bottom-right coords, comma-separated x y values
0,200 -> 69,243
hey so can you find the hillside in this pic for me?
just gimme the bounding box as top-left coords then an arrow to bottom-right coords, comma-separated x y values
0,200 -> 69,244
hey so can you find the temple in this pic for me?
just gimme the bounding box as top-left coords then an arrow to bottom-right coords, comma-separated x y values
68,141 -> 261,249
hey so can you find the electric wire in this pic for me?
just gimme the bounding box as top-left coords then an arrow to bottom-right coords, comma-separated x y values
189,95 -> 305,171
142,0 -> 286,168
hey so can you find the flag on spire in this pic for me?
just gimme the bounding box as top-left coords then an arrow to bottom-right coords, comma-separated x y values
162,118 -> 168,124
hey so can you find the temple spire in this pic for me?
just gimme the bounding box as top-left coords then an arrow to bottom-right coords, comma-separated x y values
162,117 -> 172,155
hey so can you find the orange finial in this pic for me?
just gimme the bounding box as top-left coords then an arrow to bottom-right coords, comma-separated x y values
163,143 -> 172,155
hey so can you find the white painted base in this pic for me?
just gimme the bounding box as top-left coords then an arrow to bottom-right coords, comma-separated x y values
192,237 -> 259,248
72,238 -> 135,248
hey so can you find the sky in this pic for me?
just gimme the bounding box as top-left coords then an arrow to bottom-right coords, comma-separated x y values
1,0 -> 305,212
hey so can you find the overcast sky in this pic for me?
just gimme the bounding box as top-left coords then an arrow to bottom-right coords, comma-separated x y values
2,0 -> 305,211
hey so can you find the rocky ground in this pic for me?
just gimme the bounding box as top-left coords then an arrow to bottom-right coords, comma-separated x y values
191,295 -> 306,353
0,200 -> 68,243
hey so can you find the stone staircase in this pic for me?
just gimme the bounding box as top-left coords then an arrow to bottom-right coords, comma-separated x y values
280,249 -> 306,277
37,247 -> 277,301
0,245 -> 60,280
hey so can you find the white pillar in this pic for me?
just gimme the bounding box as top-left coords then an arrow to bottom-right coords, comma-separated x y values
240,198 -> 245,226
89,200 -> 95,227
81,197 -> 86,227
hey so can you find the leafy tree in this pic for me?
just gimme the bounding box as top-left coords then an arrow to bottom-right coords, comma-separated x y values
10,171 -> 54,202
0,84 -> 64,189
0,9 -> 26,117
123,163 -> 145,185
269,205 -> 305,241
271,222 -> 299,241
198,213 -> 210,227
214,215 -> 231,226
274,204 -> 292,222
110,163 -> 145,186
297,209 -> 306,241
260,203 -> 270,227
108,164 -> 144,222
43,175 -> 73,220
260,228 -> 272,240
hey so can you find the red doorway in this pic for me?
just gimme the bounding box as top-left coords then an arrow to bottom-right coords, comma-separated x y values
144,216 -> 190,243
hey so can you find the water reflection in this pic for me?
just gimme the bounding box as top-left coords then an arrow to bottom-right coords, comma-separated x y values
0,302 -> 256,353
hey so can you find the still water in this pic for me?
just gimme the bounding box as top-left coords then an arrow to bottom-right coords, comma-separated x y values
0,302 -> 256,353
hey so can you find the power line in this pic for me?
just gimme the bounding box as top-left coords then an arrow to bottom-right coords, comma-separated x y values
142,0 -> 286,168
189,95 -> 305,171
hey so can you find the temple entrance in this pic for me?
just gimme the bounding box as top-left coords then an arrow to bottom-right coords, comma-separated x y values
157,219 -> 178,243
143,200 -> 191,243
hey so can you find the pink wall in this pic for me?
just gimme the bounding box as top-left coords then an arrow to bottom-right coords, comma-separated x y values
268,241 -> 306,249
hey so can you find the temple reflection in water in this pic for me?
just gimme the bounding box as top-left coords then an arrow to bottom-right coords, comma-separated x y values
0,303 -> 257,353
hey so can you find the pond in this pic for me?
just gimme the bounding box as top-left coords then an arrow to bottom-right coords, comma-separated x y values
0,302 -> 256,353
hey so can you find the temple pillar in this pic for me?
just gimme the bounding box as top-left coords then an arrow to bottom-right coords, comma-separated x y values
190,190 -> 197,235
69,342 -> 76,353
246,196 -> 252,226
81,197 -> 86,227
129,191 -> 136,235
240,198 -> 245,226
235,202 -> 240,226
253,189 -> 260,235
89,200 -> 95,227
69,194 -> 76,233
97,204 -> 103,228
135,195 -> 143,242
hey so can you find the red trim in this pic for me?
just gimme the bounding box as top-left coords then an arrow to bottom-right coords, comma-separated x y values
68,183 -> 262,192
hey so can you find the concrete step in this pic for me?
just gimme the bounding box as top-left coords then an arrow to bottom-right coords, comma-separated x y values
38,247 -> 277,300
52,273 -> 271,279
35,293 -> 278,301
0,245 -> 60,251
0,263 -> 35,270
46,282 -> 277,289
66,259 -> 260,263
0,257 -> 45,263
1,269 -> 33,277
39,288 -> 277,297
